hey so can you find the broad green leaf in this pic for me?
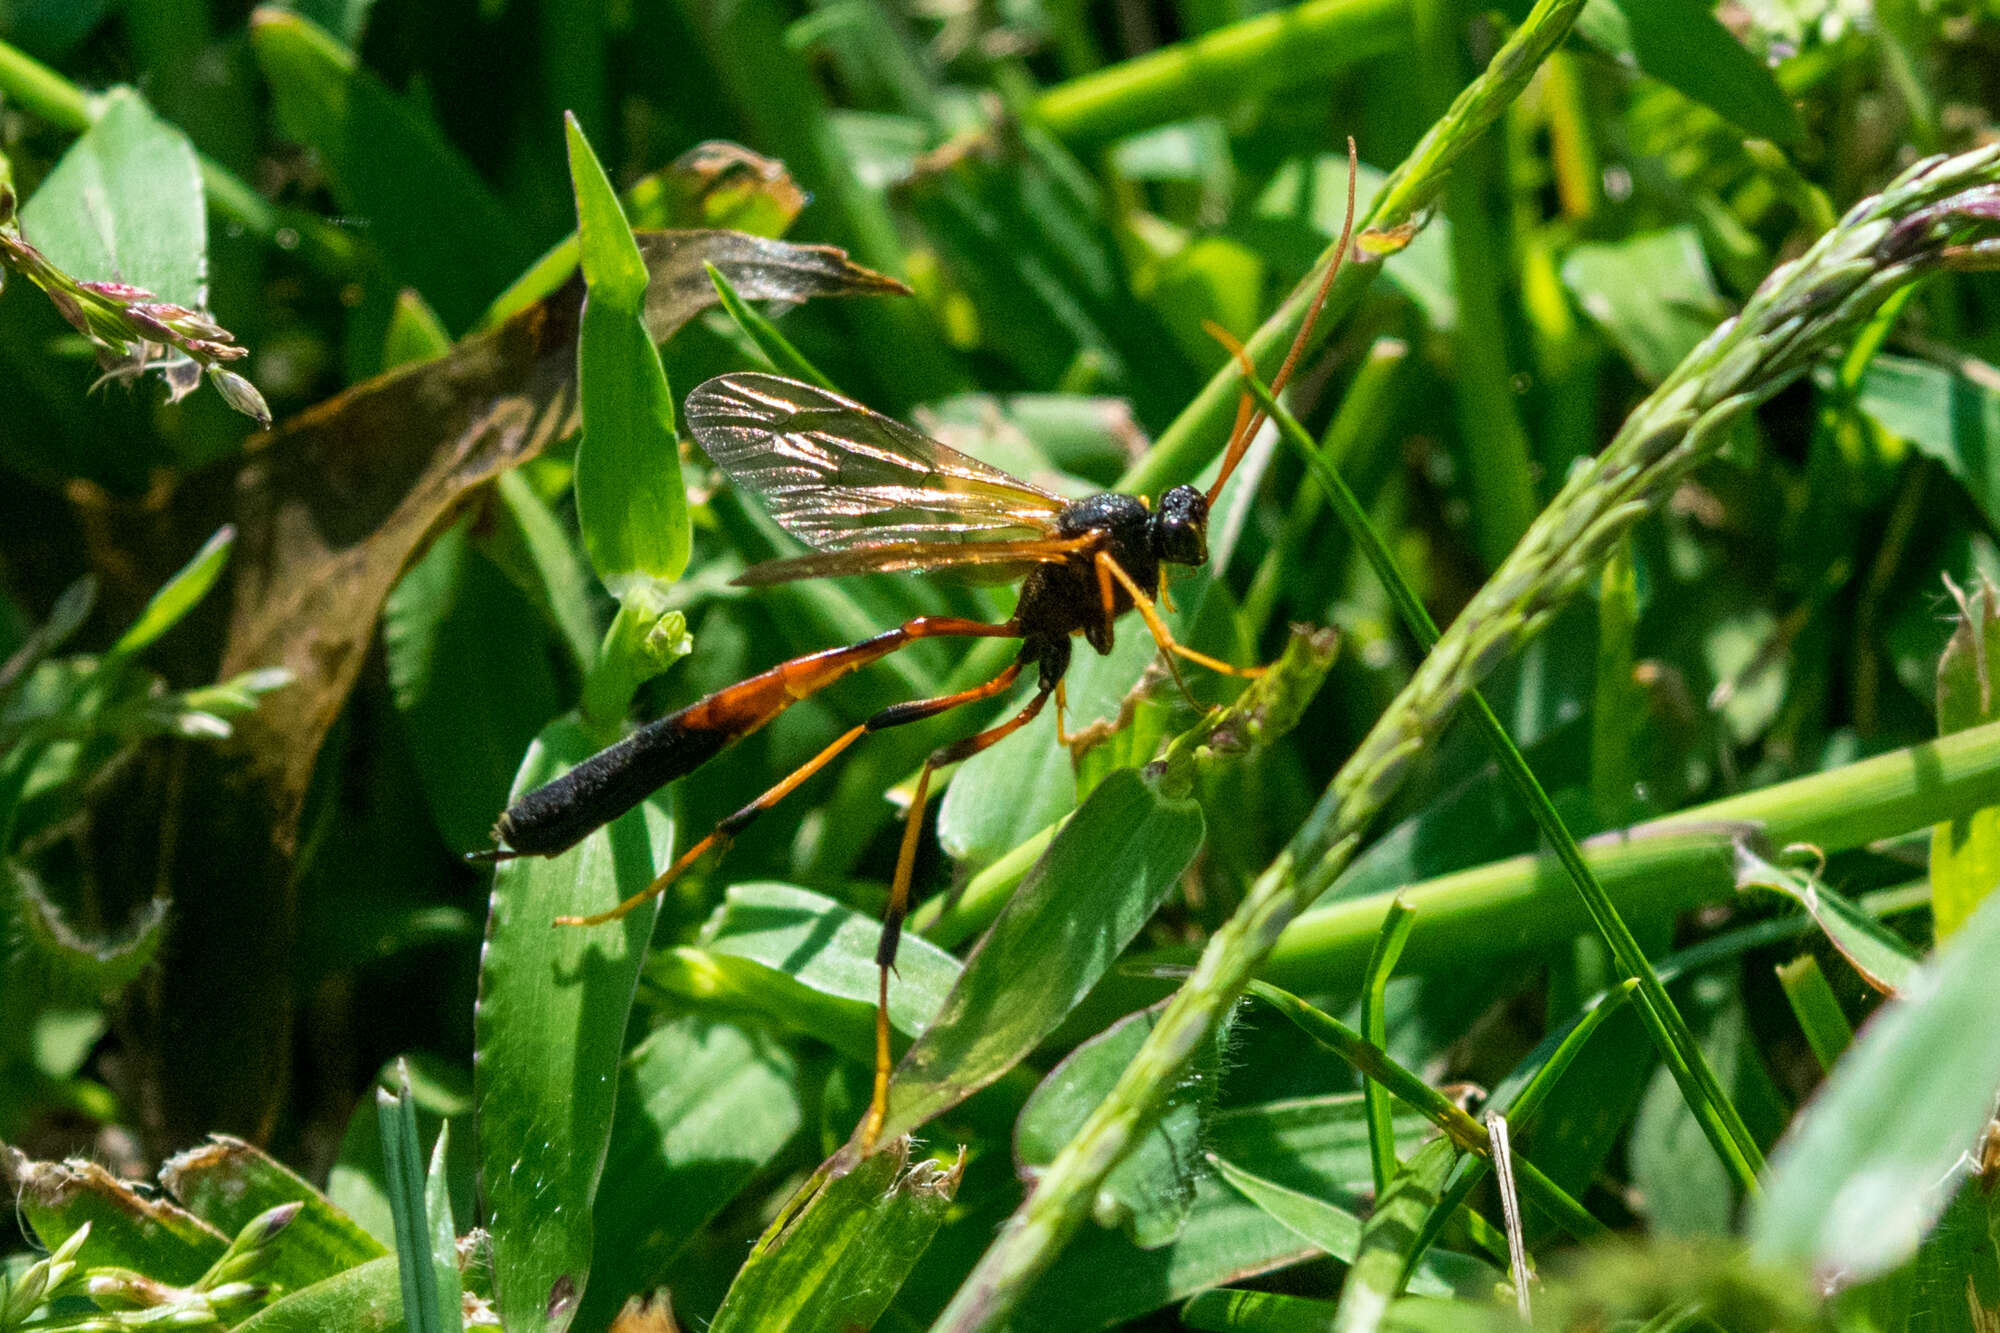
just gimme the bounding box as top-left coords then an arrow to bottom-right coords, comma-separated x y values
19,86 -> 204,307
566,114 -> 689,597
382,519 -> 562,854
1858,354 -> 2000,529
708,1143 -> 958,1333
7,858 -> 168,993
1015,1000 -> 1227,1248
6,1152 -> 226,1285
110,525 -> 234,659
473,721 -> 674,1333
1577,0 -> 1803,144
998,1169 -> 1318,1332
877,765 -> 1205,1142
233,1254 -> 403,1333
579,1015 -> 802,1329
1932,579 -> 2000,939
682,881 -> 962,1064
160,1136 -> 387,1292
1561,227 -> 1724,384
1751,889 -> 2000,1282
249,10 -> 530,329
1332,1137 -> 1456,1333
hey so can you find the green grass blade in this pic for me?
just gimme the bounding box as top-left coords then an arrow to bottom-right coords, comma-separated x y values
377,1063 -> 444,1333
109,525 -> 234,660
1331,1137 -> 1456,1333
1360,897 -> 1415,1197
705,261 -> 838,390
707,1144 -> 957,1333
1034,0 -> 1406,147
566,113 -> 689,602
423,1126 -> 464,1333
473,720 -> 674,1332
1774,955 -> 1853,1073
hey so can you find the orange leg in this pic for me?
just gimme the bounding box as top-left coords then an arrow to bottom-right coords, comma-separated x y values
1096,550 -> 1263,680
554,657 -> 1026,929
861,681 -> 1054,1151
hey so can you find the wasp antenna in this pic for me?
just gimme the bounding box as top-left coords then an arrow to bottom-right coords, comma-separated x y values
1207,137 -> 1359,507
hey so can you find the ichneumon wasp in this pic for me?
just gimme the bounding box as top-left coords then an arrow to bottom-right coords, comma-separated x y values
478,144 -> 1358,1149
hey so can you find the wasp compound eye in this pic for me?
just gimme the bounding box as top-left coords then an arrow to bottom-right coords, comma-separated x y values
1153,485 -> 1209,566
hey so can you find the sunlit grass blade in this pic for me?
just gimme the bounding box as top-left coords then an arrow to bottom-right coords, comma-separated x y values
1359,896 -> 1414,1197
706,261 -> 837,390
376,1062 -> 447,1333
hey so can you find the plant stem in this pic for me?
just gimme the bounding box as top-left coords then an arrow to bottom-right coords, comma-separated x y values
1034,0 -> 1407,146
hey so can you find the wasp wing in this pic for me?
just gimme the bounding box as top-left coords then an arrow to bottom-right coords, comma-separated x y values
685,373 -> 1069,553
734,533 -> 1101,586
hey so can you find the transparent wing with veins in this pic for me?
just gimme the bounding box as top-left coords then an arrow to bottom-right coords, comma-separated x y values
684,373 -> 1072,585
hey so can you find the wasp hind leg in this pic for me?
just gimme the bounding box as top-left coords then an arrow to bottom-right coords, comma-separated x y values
861,677 -> 1054,1151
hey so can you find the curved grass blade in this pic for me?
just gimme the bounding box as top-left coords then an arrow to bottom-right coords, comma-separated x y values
378,1064 -> 449,1333
473,721 -> 674,1333
706,261 -> 837,390
1332,1137 -> 1456,1333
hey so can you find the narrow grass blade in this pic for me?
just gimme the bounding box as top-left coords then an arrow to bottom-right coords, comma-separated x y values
109,525 -> 233,659
1360,897 -> 1415,1197
1239,980 -> 1602,1242
473,721 -> 674,1333
708,1143 -> 958,1333
1774,955 -> 1853,1073
706,261 -> 837,390
875,766 -> 1204,1144
1752,889 -> 2000,1282
1034,0 -> 1406,146
1332,1137 -> 1456,1333
423,1126 -> 464,1333
378,1063 -> 445,1333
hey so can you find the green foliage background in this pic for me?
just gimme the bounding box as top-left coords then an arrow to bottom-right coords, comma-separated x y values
4,0 -> 2000,1329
